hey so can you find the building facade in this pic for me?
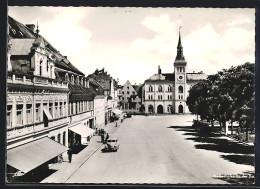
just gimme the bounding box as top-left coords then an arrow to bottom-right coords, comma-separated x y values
144,30 -> 207,114
6,16 -> 97,181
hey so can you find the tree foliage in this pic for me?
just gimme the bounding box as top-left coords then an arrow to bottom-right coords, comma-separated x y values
187,62 -> 254,138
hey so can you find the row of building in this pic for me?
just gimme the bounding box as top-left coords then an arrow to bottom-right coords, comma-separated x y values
6,16 -> 206,181
7,16 -> 121,181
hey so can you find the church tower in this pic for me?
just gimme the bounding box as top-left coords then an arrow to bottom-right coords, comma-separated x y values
174,27 -> 187,114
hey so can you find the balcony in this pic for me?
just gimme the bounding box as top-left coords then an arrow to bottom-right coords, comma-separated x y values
7,73 -> 68,89
7,116 -> 70,140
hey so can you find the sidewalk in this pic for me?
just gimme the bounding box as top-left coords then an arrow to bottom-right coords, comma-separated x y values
41,115 -> 124,183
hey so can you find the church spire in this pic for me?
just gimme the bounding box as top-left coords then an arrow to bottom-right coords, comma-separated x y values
175,26 -> 185,61
177,26 -> 182,48
36,21 -> 40,37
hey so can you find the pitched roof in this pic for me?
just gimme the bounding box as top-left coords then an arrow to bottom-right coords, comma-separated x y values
8,16 -> 84,75
87,68 -> 118,90
10,38 -> 35,55
145,73 -> 175,82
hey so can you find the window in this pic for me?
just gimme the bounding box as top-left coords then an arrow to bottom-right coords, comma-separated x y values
26,104 -> 32,124
76,101 -> 78,113
122,97 -> 124,100
178,86 -> 183,93
132,91 -> 135,95
49,103 -> 53,116
63,132 -> 66,146
179,95 -> 183,100
168,85 -> 172,92
158,85 -> 162,92
57,134 -> 61,144
122,91 -> 124,95
151,95 -> 153,100
81,101 -> 83,112
39,60 -> 42,76
127,86 -> 129,89
127,91 -> 129,94
47,60 -> 49,71
36,103 -> 40,121
88,101 -> 91,111
64,102 -> 66,116
55,102 -> 58,118
50,66 -> 53,78
60,102 -> 63,116
149,85 -> 153,92
7,105 -> 12,127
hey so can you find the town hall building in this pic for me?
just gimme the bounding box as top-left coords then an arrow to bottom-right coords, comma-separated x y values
144,30 -> 207,114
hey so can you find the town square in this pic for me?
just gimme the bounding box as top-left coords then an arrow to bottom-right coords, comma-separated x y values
6,7 -> 255,185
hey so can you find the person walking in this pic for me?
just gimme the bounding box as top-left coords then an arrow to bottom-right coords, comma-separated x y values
67,148 -> 72,163
101,129 -> 104,143
106,133 -> 110,143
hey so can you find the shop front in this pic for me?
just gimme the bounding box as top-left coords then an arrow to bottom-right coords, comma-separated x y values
7,137 -> 68,182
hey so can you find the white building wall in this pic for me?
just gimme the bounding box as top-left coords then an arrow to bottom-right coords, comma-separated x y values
94,97 -> 106,129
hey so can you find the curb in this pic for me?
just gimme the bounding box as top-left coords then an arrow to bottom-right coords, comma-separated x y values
63,119 -> 122,183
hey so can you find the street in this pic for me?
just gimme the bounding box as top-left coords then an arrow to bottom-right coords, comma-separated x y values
65,115 -> 254,184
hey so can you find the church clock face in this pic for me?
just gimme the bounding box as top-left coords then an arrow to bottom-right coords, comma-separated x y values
178,75 -> 184,81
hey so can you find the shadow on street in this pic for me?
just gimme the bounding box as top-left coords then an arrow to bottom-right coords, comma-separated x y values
168,126 -> 254,164
72,145 -> 88,154
8,169 -> 57,183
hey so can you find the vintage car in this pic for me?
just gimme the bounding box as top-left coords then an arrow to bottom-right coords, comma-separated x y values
101,138 -> 119,152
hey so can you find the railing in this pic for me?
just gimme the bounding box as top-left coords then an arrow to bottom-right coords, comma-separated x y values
7,74 -> 68,88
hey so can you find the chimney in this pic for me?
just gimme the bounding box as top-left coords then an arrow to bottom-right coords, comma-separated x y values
158,65 -> 161,74
26,24 -> 35,32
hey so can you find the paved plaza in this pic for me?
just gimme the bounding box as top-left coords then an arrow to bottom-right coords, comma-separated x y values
41,115 -> 254,184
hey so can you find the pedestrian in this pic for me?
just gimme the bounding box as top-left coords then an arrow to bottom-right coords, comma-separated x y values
106,133 -> 109,143
101,133 -> 104,143
67,148 -> 72,163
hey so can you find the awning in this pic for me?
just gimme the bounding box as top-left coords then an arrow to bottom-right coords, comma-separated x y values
43,107 -> 52,120
7,137 -> 68,173
112,109 -> 122,115
69,124 -> 95,138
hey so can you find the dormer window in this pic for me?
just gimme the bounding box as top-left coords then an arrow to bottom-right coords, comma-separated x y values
65,73 -> 69,82
71,75 -> 74,84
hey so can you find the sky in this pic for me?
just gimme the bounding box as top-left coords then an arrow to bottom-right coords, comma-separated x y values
8,7 -> 255,85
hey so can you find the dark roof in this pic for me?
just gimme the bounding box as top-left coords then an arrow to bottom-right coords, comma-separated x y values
68,83 -> 95,101
10,58 -> 31,74
145,73 -> 175,82
8,16 -> 84,75
132,84 -> 144,98
162,73 -> 175,81
87,68 -> 118,90
89,79 -> 105,95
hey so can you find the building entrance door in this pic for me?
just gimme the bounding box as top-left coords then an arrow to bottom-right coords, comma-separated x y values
178,105 -> 183,113
157,105 -> 163,114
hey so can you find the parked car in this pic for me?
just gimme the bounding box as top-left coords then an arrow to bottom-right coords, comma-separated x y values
102,137 -> 119,152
